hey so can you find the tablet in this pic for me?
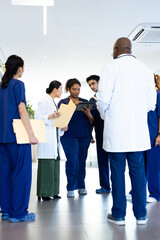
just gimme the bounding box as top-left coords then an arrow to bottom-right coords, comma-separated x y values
76,102 -> 95,111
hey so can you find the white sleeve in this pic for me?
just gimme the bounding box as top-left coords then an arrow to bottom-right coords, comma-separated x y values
35,101 -> 53,126
97,66 -> 115,119
146,72 -> 156,112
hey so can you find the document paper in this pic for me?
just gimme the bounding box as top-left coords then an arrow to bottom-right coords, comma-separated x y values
13,119 -> 46,144
53,100 -> 76,128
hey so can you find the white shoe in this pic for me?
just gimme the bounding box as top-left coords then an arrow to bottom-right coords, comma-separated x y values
126,193 -> 132,200
67,191 -> 75,198
147,197 -> 157,203
78,189 -> 87,195
136,216 -> 148,225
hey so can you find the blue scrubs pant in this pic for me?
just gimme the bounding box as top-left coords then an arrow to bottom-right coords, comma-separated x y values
61,137 -> 91,191
146,146 -> 160,201
96,137 -> 110,190
0,143 -> 32,218
109,152 -> 147,219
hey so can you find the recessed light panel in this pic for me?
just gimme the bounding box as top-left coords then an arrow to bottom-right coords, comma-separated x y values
11,0 -> 54,6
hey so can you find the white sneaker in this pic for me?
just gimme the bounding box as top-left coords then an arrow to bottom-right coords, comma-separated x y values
147,197 -> 157,203
67,191 -> 75,198
78,189 -> 87,195
136,216 -> 148,225
126,193 -> 132,200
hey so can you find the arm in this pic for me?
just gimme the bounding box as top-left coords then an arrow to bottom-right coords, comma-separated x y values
146,72 -> 156,112
81,107 -> 94,123
48,112 -> 61,120
155,117 -> 160,146
155,92 -> 160,146
97,66 -> 115,119
35,100 -> 61,124
18,102 -> 38,145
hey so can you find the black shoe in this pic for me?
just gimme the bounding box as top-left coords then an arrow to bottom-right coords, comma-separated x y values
38,196 -> 41,201
42,197 -> 52,201
54,195 -> 61,199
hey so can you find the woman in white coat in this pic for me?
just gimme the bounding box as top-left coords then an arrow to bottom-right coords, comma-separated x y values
35,81 -> 62,201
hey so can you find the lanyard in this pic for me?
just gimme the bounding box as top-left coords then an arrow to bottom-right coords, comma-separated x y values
53,100 -> 58,111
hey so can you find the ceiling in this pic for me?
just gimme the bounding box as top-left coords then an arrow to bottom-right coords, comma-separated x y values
0,0 -> 160,107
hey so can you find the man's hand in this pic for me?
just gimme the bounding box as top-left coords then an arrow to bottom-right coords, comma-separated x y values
91,136 -> 95,144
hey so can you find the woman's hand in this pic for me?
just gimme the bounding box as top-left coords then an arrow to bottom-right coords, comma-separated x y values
81,106 -> 94,123
48,112 -> 61,119
29,134 -> 39,145
155,135 -> 160,146
74,100 -> 82,106
62,126 -> 68,131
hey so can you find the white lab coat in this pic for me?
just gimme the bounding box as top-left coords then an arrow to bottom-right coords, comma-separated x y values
97,54 -> 156,152
35,94 -> 60,159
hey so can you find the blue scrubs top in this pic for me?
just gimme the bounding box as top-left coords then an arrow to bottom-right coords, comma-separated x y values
90,96 -> 104,138
148,90 -> 160,147
0,79 -> 26,143
58,97 -> 91,138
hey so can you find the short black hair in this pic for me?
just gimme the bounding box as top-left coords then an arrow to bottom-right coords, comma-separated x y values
86,75 -> 100,83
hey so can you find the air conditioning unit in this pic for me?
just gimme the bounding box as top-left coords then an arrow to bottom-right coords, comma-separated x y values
128,23 -> 160,43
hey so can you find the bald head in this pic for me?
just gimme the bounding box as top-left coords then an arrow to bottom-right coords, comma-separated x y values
113,37 -> 132,59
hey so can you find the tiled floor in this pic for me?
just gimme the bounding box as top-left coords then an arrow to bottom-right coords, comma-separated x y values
1,161 -> 160,240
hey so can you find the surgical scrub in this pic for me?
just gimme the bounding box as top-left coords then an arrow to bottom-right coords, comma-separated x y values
58,97 -> 91,191
0,79 -> 32,218
90,96 -> 110,191
146,90 -> 160,201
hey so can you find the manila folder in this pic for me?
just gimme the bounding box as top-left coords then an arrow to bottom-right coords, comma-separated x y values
13,119 -> 46,144
53,100 -> 76,128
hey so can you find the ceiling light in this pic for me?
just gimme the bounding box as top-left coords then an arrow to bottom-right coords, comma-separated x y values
11,0 -> 54,6
11,0 -> 54,35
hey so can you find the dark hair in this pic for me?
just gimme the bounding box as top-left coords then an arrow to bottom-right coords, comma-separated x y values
154,74 -> 158,84
1,55 -> 24,89
46,80 -> 62,94
86,75 -> 100,83
65,78 -> 81,92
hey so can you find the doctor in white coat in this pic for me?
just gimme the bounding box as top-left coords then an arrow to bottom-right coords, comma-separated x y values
35,80 -> 62,201
97,37 -> 156,225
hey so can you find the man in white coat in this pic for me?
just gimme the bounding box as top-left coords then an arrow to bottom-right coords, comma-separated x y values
97,37 -> 156,225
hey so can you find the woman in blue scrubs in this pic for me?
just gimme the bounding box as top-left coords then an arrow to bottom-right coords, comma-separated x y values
58,78 -> 92,198
147,74 -> 160,202
0,55 -> 38,222
127,75 -> 160,202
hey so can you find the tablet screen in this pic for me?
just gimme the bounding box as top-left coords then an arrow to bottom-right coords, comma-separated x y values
76,102 -> 95,111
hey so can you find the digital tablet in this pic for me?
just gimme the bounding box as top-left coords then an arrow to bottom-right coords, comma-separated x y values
76,102 -> 95,111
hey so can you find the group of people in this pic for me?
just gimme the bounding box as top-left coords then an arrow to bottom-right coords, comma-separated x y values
0,37 -> 160,225
35,76 -> 110,199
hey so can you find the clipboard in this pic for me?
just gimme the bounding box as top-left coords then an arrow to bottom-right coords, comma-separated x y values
76,102 -> 95,111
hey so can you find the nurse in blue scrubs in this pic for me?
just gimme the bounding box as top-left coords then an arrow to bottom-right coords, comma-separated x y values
147,74 -> 160,202
127,74 -> 160,202
0,55 -> 38,222
58,78 -> 92,198
86,75 -> 111,194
